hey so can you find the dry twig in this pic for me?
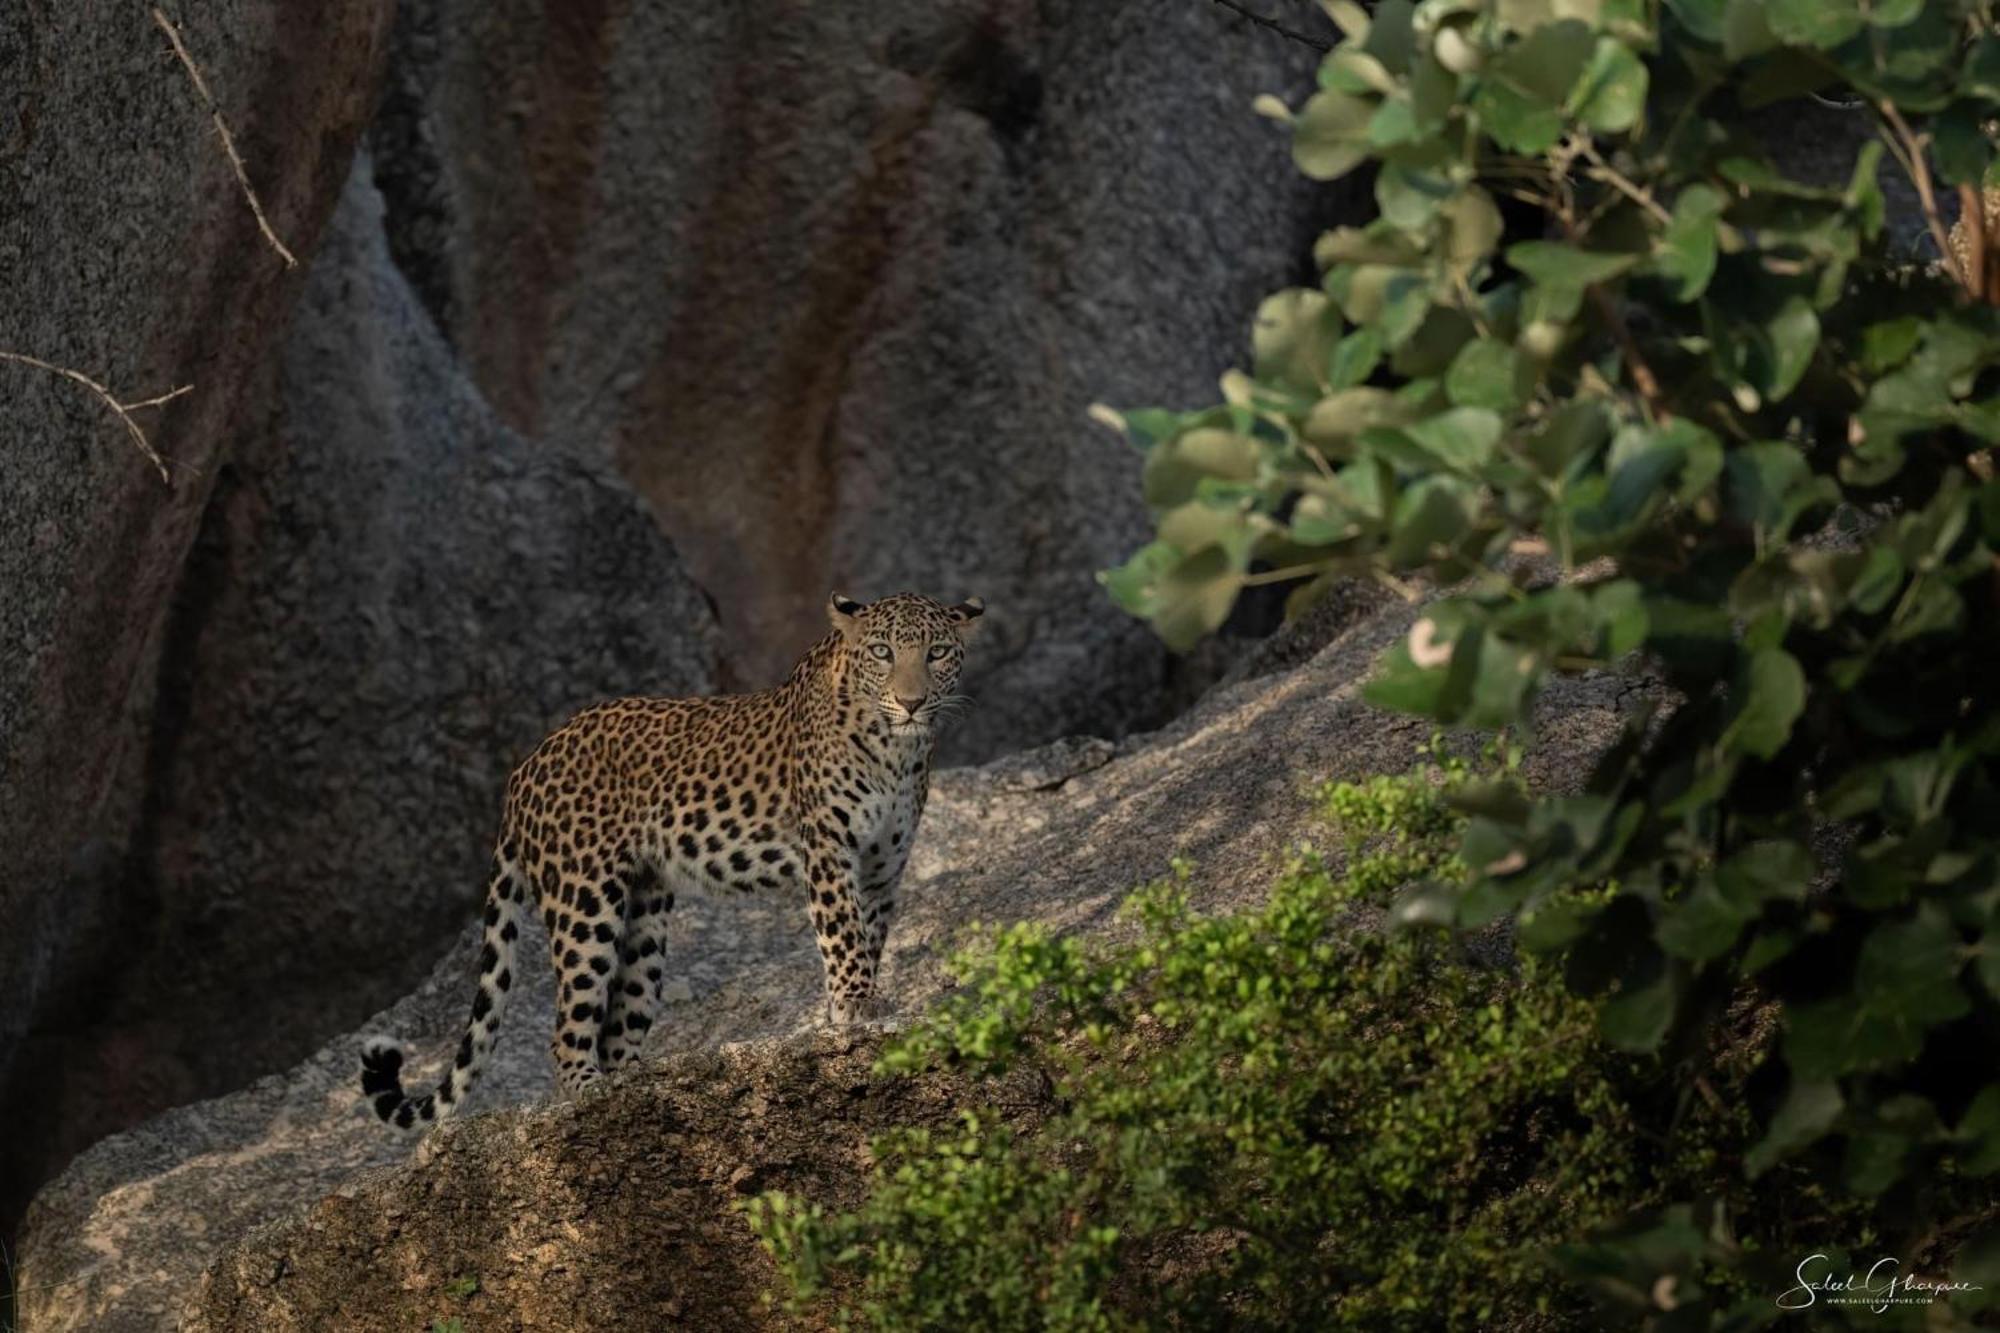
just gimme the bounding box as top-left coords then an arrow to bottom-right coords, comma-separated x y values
0,351 -> 188,483
1204,0 -> 1332,52
1534,136 -> 1672,417
1877,100 -> 1971,297
1588,287 -> 1668,414
1577,139 -> 1673,226
1960,182 -> 1988,302
1549,197 -> 1671,420
151,6 -> 297,268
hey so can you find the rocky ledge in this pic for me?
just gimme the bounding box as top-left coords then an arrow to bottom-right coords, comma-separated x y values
16,587 -> 1635,1332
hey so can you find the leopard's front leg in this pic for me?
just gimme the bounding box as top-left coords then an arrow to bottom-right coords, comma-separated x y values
804,840 -> 880,1023
859,869 -> 900,971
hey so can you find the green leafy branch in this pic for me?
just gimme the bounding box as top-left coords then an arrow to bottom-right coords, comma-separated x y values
1101,0 -> 2000,1315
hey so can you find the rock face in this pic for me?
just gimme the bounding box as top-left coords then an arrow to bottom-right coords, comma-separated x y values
0,0 -> 397,1251
182,1031 -> 1015,1333
1,0 -> 1358,1240
2,101 -> 724,1240
106,160 -> 724,1138
366,0 -> 1352,762
16,589 -> 1639,1332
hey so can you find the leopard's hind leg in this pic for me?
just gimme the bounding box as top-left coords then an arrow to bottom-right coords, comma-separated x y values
602,867 -> 676,1068
543,864 -> 627,1096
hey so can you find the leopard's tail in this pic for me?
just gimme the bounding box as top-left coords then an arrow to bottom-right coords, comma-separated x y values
360,855 -> 526,1132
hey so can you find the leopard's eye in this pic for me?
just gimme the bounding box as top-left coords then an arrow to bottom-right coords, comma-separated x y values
869,643 -> 892,661
927,644 -> 952,662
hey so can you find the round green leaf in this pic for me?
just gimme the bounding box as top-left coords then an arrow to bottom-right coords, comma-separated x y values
1599,963 -> 1679,1052
1964,37 -> 2000,100
1445,338 -> 1526,410
1293,90 -> 1375,181
1932,101 -> 1992,186
1665,0 -> 1726,41
1658,881 -> 1755,961
1653,183 -> 1724,300
1745,1080 -> 1843,1178
1763,296 -> 1821,401
1507,240 -> 1639,286
1252,289 -> 1341,396
1151,546 -> 1245,651
1473,20 -> 1594,153
1440,187 -> 1504,277
1158,500 -> 1253,556
1385,476 -> 1477,565
1721,646 -> 1806,760
1405,406 -> 1504,471
1766,0 -> 1863,48
1304,387 -> 1409,447
1867,0 -> 1923,26
1375,163 -> 1457,230
1722,0 -> 1779,59
1143,429 -> 1261,506
1569,38 -> 1648,133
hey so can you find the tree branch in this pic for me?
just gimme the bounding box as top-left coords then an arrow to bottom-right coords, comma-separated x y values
1550,185 -> 1671,421
1576,139 -> 1672,226
1877,99 -> 1971,297
152,6 -> 297,268
1588,287 -> 1668,415
1204,0 -> 1332,52
1960,182 -> 2000,306
0,351 -> 187,484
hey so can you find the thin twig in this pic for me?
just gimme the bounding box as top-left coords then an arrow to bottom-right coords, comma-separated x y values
1240,559 -> 1338,588
1589,286 -> 1667,415
1962,185 -> 2000,476
1373,568 -> 1423,602
1878,99 -> 1970,297
1299,439 -> 1339,482
1495,185 -> 1560,212
151,6 -> 297,268
1960,180 -> 1992,302
0,351 -> 185,483
123,383 -> 194,412
1204,0 -> 1332,52
1541,144 -> 1669,419
1577,140 -> 1673,226
1553,200 -> 1671,420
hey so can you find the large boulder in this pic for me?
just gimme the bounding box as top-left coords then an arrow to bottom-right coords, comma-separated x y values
2,120 -> 724,1239
16,589 -> 1638,1332
365,0 -> 1352,762
181,1030 -> 997,1333
0,0 -> 397,1248
1,1 -> 1358,1238
97,158 -> 724,1142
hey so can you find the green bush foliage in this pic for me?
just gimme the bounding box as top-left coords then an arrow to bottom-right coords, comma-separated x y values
1089,0 -> 2000,1315
748,751 -> 1919,1328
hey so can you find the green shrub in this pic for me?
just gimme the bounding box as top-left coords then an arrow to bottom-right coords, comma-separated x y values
749,752 -> 1900,1329
1090,0 -> 2000,1315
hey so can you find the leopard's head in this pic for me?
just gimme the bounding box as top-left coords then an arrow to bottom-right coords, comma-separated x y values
827,591 -> 985,734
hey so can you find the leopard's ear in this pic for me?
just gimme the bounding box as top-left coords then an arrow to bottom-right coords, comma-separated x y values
828,592 -> 867,639
947,596 -> 985,640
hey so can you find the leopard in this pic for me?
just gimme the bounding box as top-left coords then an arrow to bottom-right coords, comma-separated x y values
359,590 -> 984,1131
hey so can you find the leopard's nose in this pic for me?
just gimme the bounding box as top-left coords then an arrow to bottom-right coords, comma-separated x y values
896,694 -> 925,716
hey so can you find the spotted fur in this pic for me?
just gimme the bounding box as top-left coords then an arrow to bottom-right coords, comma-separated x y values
360,591 -> 985,1130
